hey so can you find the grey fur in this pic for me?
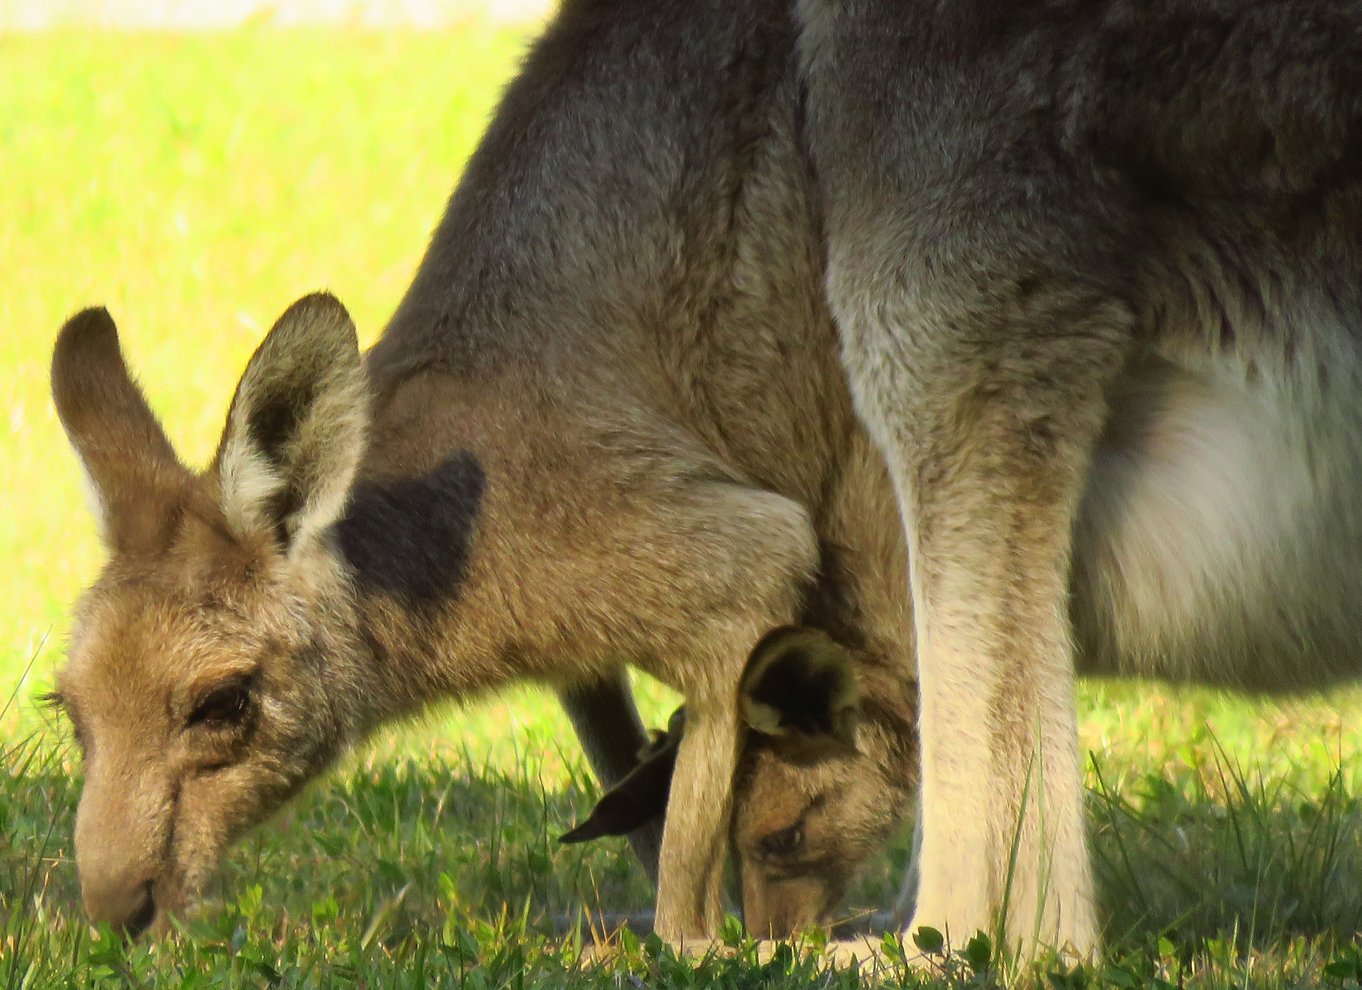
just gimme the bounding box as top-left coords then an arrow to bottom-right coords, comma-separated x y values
799,0 -> 1362,960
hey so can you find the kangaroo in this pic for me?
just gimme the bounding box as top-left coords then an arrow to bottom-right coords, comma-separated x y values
563,626 -> 917,938
47,0 -> 919,942
794,0 -> 1362,963
566,0 -> 1362,959
54,0 -> 1362,960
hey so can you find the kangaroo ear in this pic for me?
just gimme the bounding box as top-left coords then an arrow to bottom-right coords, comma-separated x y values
740,627 -> 860,758
560,709 -> 685,844
51,308 -> 191,554
214,293 -> 368,554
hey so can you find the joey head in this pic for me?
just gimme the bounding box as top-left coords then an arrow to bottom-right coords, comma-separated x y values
563,627 -> 917,938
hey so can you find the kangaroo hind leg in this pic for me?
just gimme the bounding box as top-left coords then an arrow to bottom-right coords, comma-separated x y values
837,276 -> 1132,960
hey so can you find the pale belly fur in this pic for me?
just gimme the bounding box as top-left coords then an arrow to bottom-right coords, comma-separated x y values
1072,335 -> 1362,691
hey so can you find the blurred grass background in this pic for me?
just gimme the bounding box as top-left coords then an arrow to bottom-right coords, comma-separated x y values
2,16 -> 1361,988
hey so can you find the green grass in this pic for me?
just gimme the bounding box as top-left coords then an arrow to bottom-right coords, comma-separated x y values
3,23 -> 1362,990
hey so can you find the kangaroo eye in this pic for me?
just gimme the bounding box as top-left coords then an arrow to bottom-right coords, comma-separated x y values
759,823 -> 804,859
188,681 -> 252,729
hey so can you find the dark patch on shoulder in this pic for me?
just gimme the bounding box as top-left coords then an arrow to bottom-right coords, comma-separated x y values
336,452 -> 486,609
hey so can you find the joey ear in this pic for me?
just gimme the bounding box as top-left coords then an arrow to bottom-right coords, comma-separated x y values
51,307 -> 191,554
560,709 -> 685,844
740,627 -> 860,757
214,293 -> 368,553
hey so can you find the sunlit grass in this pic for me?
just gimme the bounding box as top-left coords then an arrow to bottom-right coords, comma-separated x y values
3,23 -> 1361,990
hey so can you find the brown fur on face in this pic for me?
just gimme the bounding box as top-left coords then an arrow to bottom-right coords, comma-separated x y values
733,628 -> 908,937
732,740 -> 895,937
58,570 -> 336,931
51,296 -> 368,933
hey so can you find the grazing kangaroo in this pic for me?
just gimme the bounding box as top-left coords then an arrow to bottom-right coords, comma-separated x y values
47,0 -> 919,942
51,0 -> 1362,959
569,0 -> 1362,960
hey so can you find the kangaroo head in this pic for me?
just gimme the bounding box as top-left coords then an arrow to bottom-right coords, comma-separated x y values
562,626 -> 917,937
48,294 -> 370,935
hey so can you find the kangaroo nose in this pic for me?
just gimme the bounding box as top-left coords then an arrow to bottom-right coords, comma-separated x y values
124,883 -> 156,938
84,879 -> 156,938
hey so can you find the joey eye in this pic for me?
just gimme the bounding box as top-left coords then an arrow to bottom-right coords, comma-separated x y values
758,823 -> 804,859
188,680 -> 252,729
41,691 -> 88,755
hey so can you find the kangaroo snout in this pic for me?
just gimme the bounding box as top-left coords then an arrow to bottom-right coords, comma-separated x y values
72,756 -> 175,938
75,816 -> 163,937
